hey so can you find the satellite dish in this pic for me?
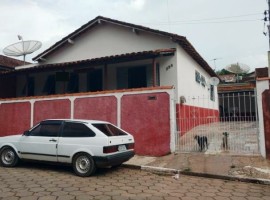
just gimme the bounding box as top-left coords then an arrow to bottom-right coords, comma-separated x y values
225,62 -> 250,74
209,77 -> 220,86
3,37 -> 42,65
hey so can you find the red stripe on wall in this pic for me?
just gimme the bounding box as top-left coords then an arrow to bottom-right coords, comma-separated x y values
176,104 -> 219,136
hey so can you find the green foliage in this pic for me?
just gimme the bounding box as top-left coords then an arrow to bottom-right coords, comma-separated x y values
215,69 -> 232,75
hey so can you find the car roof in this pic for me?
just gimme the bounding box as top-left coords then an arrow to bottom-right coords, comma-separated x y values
41,119 -> 110,124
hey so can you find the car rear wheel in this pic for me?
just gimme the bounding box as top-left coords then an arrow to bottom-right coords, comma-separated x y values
72,153 -> 96,177
0,147 -> 19,167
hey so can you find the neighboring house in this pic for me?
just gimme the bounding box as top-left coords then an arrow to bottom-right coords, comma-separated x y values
255,67 -> 269,79
0,55 -> 27,72
217,68 -> 265,121
219,74 -> 237,83
0,16 -> 218,156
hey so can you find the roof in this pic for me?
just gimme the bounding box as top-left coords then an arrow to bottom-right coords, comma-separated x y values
218,74 -> 236,83
33,16 -> 217,77
218,83 -> 255,93
255,67 -> 268,78
0,55 -> 30,69
0,49 -> 175,76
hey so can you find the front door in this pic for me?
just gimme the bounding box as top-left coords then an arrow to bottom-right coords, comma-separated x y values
18,122 -> 61,162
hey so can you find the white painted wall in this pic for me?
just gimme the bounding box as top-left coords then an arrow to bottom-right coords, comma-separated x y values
42,23 -> 176,64
256,79 -> 269,158
176,45 -> 218,110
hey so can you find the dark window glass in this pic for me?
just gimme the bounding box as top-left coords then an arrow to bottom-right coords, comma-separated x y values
29,124 -> 60,137
128,66 -> 146,88
195,71 -> 201,83
87,69 -> 103,92
43,75 -> 56,95
117,66 -> 147,89
62,122 -> 95,137
93,123 -> 127,137
210,85 -> 215,101
67,73 -> 79,93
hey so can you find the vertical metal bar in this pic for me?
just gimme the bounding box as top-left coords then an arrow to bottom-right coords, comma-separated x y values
249,91 -> 252,121
244,92 -> 246,121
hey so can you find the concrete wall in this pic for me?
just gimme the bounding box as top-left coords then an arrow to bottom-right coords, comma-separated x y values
121,92 -> 171,156
176,45 -> 218,109
0,88 -> 175,156
256,79 -> 269,158
262,89 -> 270,160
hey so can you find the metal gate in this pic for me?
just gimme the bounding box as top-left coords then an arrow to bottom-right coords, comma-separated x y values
176,92 -> 260,155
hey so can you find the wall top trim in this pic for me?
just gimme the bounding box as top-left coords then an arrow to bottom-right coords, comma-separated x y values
0,86 -> 174,103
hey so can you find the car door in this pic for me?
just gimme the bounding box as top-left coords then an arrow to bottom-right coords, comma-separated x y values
18,121 -> 62,162
57,122 -> 98,163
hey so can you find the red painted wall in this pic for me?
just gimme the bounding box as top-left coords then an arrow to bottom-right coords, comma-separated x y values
121,93 -> 171,156
0,102 -> 31,136
262,89 -> 270,160
74,96 -> 117,125
176,104 -> 219,136
34,99 -> 71,125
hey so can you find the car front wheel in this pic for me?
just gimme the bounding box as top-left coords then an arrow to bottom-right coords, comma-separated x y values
0,147 -> 19,167
72,153 -> 96,177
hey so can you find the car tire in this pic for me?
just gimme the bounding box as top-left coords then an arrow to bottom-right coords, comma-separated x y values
0,147 -> 19,167
72,153 -> 96,177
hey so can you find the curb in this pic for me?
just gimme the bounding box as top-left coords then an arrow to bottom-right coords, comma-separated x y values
122,164 -> 270,185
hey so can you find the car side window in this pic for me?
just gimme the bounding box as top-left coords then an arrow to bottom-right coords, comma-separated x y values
29,124 -> 61,137
62,122 -> 95,137
92,123 -> 127,136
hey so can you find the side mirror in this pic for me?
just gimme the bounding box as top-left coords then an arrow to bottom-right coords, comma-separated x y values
23,131 -> 30,136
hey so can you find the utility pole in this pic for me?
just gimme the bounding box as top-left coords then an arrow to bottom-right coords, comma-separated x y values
267,0 -> 270,77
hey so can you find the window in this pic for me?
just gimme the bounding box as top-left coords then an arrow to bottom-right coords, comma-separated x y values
43,75 -> 56,95
117,66 -> 147,89
156,63 -> 160,86
62,122 -> 95,137
87,69 -> 103,92
67,73 -> 79,93
195,71 -> 201,83
22,76 -> 35,96
92,123 -> 127,137
201,76 -> 206,87
210,85 -> 215,101
29,124 -> 61,137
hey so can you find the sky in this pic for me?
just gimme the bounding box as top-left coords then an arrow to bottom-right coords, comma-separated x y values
0,0 -> 268,72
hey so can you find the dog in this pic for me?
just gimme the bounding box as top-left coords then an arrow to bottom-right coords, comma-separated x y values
222,132 -> 229,150
194,135 -> 208,151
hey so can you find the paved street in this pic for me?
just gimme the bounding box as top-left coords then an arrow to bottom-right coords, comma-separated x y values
0,163 -> 270,200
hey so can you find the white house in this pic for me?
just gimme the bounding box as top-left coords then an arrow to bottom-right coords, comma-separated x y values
0,16 -> 218,156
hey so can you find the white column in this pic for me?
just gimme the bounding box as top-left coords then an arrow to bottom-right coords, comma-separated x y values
256,79 -> 270,158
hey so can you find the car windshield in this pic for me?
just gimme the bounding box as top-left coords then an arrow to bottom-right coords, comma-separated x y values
92,123 -> 127,137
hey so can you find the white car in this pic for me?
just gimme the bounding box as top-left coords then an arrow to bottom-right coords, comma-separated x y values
0,119 -> 135,177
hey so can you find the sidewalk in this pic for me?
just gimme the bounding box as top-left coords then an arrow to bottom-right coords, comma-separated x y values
124,153 -> 270,184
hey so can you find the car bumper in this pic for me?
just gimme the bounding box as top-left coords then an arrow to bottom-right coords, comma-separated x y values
94,150 -> 135,167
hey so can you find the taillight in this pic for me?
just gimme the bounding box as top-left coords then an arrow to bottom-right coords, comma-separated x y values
127,143 -> 135,149
103,146 -> 118,153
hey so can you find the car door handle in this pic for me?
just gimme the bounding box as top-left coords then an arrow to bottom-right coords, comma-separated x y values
49,139 -> 57,142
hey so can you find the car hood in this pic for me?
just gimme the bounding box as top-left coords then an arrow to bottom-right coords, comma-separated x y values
0,135 -> 22,142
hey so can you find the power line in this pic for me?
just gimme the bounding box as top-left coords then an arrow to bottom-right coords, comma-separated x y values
139,12 -> 263,25
142,19 -> 261,26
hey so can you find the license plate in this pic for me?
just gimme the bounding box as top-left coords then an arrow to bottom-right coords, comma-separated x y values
118,145 -> 127,151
